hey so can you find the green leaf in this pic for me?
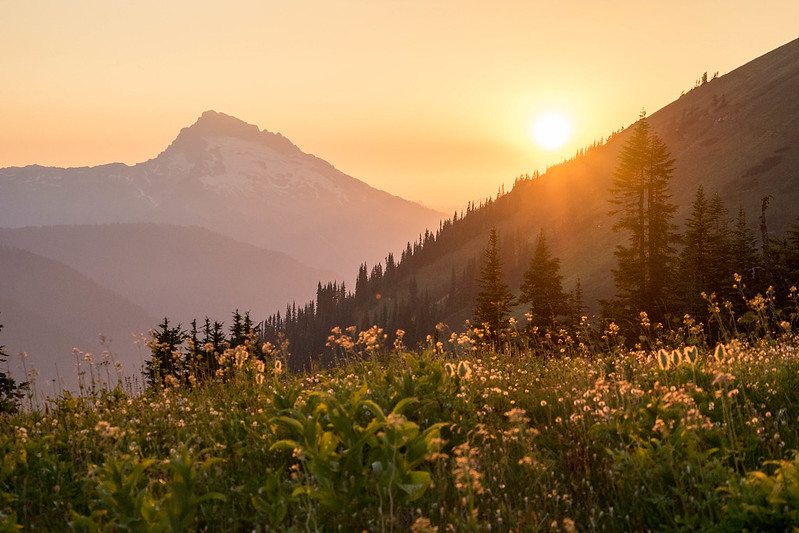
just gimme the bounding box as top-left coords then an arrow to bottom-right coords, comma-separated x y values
318,431 -> 340,458
270,416 -> 305,436
392,397 -> 419,415
269,439 -> 300,453
360,400 -> 387,422
397,470 -> 431,501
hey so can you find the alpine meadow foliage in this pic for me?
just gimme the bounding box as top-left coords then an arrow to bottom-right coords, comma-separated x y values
3,286 -> 799,530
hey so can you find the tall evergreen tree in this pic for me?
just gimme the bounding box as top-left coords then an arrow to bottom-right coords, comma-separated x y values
519,229 -> 568,328
707,193 -> 735,299
730,207 -> 762,289
678,186 -> 713,317
229,309 -> 247,347
355,263 -> 369,301
474,227 -> 515,343
567,279 -> 586,330
606,111 -> 678,325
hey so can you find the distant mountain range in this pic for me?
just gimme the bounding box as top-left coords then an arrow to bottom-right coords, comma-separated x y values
0,110 -> 444,277
0,245 -> 156,394
0,112 -> 443,390
0,224 -> 336,323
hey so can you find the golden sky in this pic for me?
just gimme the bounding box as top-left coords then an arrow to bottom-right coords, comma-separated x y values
1,1 -> 797,208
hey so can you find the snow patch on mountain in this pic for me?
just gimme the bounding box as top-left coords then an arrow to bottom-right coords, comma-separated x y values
190,135 -> 348,201
0,110 -> 445,275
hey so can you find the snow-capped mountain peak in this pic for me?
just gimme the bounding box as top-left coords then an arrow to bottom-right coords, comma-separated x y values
144,111 -> 350,199
0,111 -> 444,276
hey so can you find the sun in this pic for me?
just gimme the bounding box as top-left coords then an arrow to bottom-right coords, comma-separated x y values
530,113 -> 572,150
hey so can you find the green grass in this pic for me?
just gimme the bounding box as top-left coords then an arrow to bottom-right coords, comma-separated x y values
3,332 -> 799,531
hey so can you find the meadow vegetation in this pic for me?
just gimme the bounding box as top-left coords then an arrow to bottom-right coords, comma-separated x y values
2,282 -> 799,532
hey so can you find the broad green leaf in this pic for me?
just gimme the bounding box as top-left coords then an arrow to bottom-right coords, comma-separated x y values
269,439 -> 301,453
392,397 -> 419,415
397,470 -> 431,501
270,416 -> 304,436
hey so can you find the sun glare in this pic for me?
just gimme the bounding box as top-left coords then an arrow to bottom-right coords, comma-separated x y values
531,113 -> 572,150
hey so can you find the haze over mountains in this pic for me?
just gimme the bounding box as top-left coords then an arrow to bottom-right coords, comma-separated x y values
2,37 -> 799,389
0,111 -> 444,277
266,36 -> 799,353
0,112 -> 443,390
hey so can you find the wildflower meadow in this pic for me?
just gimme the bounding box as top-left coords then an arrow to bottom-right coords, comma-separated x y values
3,290 -> 799,531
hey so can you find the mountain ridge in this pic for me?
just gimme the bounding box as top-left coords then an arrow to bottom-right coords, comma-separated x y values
0,111 -> 445,277
0,244 -> 157,392
0,223 -> 337,324
255,37 -> 799,364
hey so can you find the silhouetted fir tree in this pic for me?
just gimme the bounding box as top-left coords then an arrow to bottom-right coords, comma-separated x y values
0,321 -> 25,414
370,263 -> 383,287
198,318 -> 225,381
474,227 -> 515,344
518,229 -> 568,329
678,186 -> 713,317
707,193 -> 735,300
185,319 -> 201,383
730,207 -> 762,291
567,278 -> 586,329
760,196 -> 775,286
771,219 -> 799,305
355,263 -> 369,302
785,222 -> 799,284
243,311 -> 257,340
145,318 -> 186,388
229,309 -> 247,347
605,111 -> 678,326
188,319 -> 200,354
448,266 -> 458,305
384,253 -> 396,285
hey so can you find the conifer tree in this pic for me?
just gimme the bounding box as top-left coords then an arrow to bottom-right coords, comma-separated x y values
771,219 -> 799,303
229,309 -> 247,347
567,279 -> 586,330
785,222 -> 799,281
0,321 -> 24,414
355,263 -> 369,301
474,227 -> 515,343
606,111 -> 678,325
519,229 -> 568,328
678,186 -> 713,317
200,318 -> 225,380
145,318 -> 186,388
243,311 -> 256,340
730,207 -> 761,289
707,193 -> 734,299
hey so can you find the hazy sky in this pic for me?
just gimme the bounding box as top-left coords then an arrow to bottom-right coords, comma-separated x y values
2,1 -> 797,209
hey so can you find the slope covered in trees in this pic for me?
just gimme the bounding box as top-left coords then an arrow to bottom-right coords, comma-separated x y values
252,38 -> 799,367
